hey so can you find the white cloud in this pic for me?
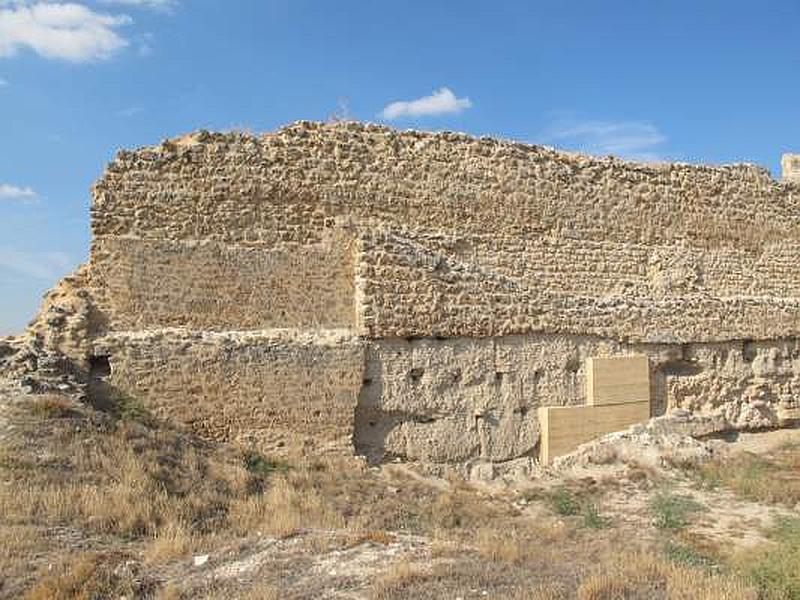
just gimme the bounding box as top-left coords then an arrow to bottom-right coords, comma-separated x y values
116,105 -> 142,117
0,76 -> 7,86
0,249 -> 71,280
544,116 -> 668,162
0,183 -> 37,202
380,87 -> 472,120
0,2 -> 132,62
100,0 -> 176,11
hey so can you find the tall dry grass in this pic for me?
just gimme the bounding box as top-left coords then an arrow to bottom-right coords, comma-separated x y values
576,551 -> 757,600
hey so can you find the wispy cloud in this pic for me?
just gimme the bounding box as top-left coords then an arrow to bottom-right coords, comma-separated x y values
116,105 -> 142,117
380,87 -> 472,120
100,0 -> 177,11
0,182 -> 37,202
0,2 -> 132,62
0,76 -> 7,86
0,249 -> 71,280
543,115 -> 668,162
135,30 -> 153,55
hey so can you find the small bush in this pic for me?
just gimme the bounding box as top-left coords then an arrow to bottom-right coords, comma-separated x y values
582,504 -> 611,529
650,490 -> 703,530
663,541 -> 718,570
243,451 -> 290,479
476,529 -> 529,564
550,487 -> 579,516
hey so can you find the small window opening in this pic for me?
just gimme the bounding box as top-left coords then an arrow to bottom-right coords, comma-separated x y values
89,355 -> 111,379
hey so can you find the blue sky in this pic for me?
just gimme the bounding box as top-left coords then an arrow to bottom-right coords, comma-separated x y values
1,0 -> 799,334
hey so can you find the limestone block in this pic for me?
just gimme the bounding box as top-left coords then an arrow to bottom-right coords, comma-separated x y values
586,355 -> 650,406
538,401 -> 651,464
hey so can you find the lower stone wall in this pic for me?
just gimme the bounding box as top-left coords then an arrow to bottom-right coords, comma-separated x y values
355,335 -> 800,469
90,328 -> 800,470
93,329 -> 363,455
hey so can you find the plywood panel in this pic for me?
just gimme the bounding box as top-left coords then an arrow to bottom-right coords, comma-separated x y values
538,401 -> 650,464
586,355 -> 650,406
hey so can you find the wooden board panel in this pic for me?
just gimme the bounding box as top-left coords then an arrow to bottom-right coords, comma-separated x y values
586,355 -> 650,406
538,401 -> 650,464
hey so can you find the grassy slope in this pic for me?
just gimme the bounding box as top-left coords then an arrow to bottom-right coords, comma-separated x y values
1,390 -> 798,599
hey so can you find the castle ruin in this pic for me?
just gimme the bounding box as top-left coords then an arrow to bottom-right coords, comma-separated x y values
4,122 -> 800,476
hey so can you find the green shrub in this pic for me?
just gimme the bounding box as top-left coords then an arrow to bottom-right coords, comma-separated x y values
550,487 -> 579,516
650,490 -> 703,530
663,542 -> 717,570
243,451 -> 290,479
582,503 -> 611,529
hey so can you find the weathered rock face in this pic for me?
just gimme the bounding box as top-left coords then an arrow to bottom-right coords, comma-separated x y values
0,266 -> 97,396
3,121 -> 800,469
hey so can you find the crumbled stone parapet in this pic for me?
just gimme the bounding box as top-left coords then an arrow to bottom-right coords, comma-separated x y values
782,153 -> 800,184
0,265 -> 95,399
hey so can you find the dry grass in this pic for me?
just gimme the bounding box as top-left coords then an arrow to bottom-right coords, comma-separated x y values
576,551 -> 757,600
23,552 -> 154,600
155,584 -> 184,600
475,528 -> 536,565
3,390 -> 795,599
508,583 -> 569,600
696,448 -> 800,506
237,580 -> 282,600
372,560 -> 431,599
732,517 -> 800,599
25,394 -> 78,419
0,392 -> 521,596
143,520 -> 197,564
228,471 -> 345,537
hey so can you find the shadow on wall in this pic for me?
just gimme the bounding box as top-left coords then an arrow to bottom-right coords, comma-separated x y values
86,354 -> 155,424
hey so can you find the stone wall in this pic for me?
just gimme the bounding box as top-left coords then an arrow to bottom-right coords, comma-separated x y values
355,335 -> 800,472
91,122 -> 800,341
16,121 -> 788,468
356,226 -> 800,341
94,329 -> 363,455
91,230 -> 356,331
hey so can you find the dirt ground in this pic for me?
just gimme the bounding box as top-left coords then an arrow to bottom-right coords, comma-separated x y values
1,383 -> 799,599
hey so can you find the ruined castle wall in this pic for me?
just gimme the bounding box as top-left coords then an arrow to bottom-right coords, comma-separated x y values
94,329 -> 363,454
91,123 -> 800,341
355,335 -> 800,468
75,123 -> 800,466
91,231 -> 356,331
357,227 -> 800,341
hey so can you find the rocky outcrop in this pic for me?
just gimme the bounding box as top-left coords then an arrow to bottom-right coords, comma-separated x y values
0,265 -> 97,396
